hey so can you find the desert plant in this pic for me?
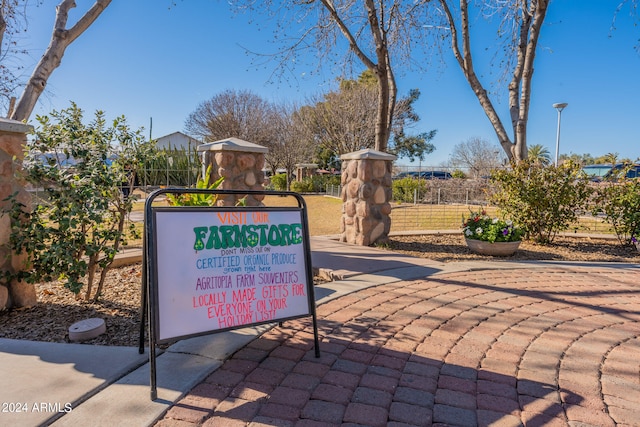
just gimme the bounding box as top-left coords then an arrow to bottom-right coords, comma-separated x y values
490,160 -> 593,243
166,166 -> 223,206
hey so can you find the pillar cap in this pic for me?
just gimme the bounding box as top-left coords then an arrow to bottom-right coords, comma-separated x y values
0,117 -> 33,134
196,137 -> 268,153
340,148 -> 396,161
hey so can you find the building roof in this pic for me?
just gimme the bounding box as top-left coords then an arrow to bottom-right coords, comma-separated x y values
155,131 -> 199,142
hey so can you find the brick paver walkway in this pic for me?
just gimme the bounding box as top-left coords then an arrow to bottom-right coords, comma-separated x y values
155,266 -> 640,427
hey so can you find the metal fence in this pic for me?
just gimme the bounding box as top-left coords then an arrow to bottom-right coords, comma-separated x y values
26,164 -> 612,236
323,180 -> 611,234
325,184 -> 342,198
390,180 -> 490,232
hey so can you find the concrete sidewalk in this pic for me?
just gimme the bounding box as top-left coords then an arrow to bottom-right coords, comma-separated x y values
1,237 -> 638,426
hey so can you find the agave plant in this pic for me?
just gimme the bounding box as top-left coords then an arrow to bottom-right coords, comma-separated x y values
166,165 -> 224,206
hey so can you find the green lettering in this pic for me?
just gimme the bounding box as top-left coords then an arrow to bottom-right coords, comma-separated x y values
278,224 -> 292,245
268,224 -> 281,246
233,225 -> 247,248
193,227 -> 207,251
220,225 -> 235,249
291,223 -> 303,244
257,224 -> 269,246
206,226 -> 222,249
194,221 -> 303,251
242,225 -> 259,247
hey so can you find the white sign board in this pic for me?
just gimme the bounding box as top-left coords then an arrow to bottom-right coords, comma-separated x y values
152,208 -> 312,342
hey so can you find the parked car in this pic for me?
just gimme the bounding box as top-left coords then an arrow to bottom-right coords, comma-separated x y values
393,171 -> 420,179
419,171 -> 453,180
604,163 -> 640,180
393,170 -> 453,180
581,163 -> 640,182
580,164 -> 613,181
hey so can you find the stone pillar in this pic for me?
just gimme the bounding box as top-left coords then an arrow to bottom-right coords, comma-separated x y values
197,137 -> 268,207
340,149 -> 396,246
0,118 -> 36,309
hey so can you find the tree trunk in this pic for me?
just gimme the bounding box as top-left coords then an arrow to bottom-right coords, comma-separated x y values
366,0 -> 394,153
321,0 -> 396,153
93,201 -> 127,302
0,8 -> 6,58
374,68 -> 391,152
439,0 -> 548,163
10,0 -> 111,122
85,254 -> 98,302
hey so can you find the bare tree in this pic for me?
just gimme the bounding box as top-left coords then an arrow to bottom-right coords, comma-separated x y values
295,71 -> 430,164
612,0 -> 639,53
183,89 -> 316,183
296,78 -> 379,158
433,0 -> 549,162
268,102 -> 316,189
9,0 -> 112,121
0,0 -> 28,110
230,0 -> 431,153
184,89 -> 278,146
449,136 -> 504,179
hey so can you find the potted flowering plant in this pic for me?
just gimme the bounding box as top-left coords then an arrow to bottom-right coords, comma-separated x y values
633,236 -> 639,252
462,209 -> 524,256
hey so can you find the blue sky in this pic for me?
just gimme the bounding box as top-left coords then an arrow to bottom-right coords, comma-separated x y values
21,1 -> 640,166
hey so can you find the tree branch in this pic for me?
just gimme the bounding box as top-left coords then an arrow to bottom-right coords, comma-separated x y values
440,0 -> 513,157
11,0 -> 111,121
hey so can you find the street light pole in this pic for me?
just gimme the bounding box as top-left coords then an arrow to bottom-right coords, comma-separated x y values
553,102 -> 568,166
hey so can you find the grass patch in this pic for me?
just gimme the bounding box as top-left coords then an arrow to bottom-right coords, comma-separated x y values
123,193 -> 613,249
262,194 -> 343,236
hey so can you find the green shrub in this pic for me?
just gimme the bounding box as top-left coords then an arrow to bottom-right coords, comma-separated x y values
324,174 -> 341,187
392,177 -> 426,203
5,103 -> 151,301
291,175 -> 339,193
270,173 -> 288,191
290,179 -> 314,193
591,178 -> 640,245
307,175 -> 326,192
451,169 -> 467,179
490,160 -> 593,243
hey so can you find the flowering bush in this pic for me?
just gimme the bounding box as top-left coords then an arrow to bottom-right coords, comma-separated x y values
462,210 -> 523,243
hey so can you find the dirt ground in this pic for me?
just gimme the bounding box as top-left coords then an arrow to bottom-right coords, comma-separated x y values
386,234 -> 640,263
0,234 -> 638,347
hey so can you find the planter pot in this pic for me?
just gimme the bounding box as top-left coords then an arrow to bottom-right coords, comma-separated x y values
635,241 -> 640,253
465,238 -> 521,256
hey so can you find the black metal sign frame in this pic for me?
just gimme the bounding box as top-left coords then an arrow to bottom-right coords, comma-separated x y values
138,188 -> 320,400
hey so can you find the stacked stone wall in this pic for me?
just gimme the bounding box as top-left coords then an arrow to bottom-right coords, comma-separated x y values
208,151 -> 266,207
0,121 -> 36,309
340,157 -> 393,246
